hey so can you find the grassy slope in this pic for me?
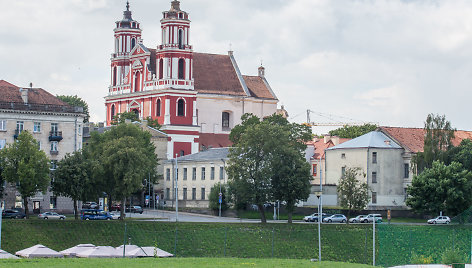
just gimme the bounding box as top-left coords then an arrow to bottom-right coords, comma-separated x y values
1,220 -> 373,265
0,258 -> 375,268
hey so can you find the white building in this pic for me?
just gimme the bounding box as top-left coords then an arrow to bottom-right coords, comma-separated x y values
0,80 -> 85,213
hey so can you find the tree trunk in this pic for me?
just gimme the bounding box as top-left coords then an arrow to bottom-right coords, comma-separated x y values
23,197 -> 29,219
286,202 -> 294,224
108,194 -> 113,212
258,204 -> 266,223
120,197 -> 126,220
74,199 -> 78,220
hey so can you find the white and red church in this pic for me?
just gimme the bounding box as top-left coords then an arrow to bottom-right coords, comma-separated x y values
105,1 -> 279,158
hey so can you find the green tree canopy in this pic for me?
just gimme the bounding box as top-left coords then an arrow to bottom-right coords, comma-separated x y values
447,139 -> 472,171
328,124 -> 378,139
337,167 -> 370,219
88,123 -> 158,219
227,113 -> 312,223
406,161 -> 472,216
56,95 -> 89,122
111,111 -> 139,125
52,150 -> 100,219
0,131 -> 50,218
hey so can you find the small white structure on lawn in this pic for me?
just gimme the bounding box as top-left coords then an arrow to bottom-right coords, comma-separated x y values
60,244 -> 95,257
0,249 -> 19,259
76,246 -> 121,258
16,244 -> 63,258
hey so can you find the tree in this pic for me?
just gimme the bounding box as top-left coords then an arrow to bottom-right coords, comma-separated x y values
227,114 -> 312,223
209,182 -> 229,213
144,116 -> 161,130
111,111 -> 139,125
328,124 -> 378,139
52,150 -> 100,219
413,114 -> 455,172
0,131 -> 50,218
337,167 -> 370,219
56,95 -> 90,122
88,123 -> 158,219
406,161 -> 472,216
447,139 -> 472,171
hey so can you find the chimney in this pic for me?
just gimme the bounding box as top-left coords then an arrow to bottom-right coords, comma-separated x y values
258,65 -> 265,78
324,136 -> 330,143
333,137 -> 340,146
228,50 -> 233,57
19,88 -> 28,104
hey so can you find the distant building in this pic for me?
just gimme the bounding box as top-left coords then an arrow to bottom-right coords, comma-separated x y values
104,1 -> 278,158
162,147 -> 229,208
0,80 -> 85,213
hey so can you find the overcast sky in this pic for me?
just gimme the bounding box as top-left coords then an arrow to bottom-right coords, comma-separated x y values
1,0 -> 471,134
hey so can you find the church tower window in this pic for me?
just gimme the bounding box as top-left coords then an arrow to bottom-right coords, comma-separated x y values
156,99 -> 161,116
134,72 -> 140,92
178,29 -> 184,49
159,59 -> 164,79
131,38 -> 136,49
177,99 -> 185,116
111,105 -> 115,120
178,59 -> 185,80
112,67 -> 117,86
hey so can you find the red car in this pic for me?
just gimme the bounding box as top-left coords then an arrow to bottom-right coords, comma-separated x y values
110,204 -> 121,211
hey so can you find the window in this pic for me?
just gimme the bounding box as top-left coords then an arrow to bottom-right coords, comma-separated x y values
166,188 -> 170,199
341,153 -> 346,159
50,141 -> 58,152
312,164 -> 317,176
16,121 -> 24,133
134,72 -> 140,92
0,120 -> 6,131
0,139 -> 6,150
404,163 -> 409,178
156,99 -> 161,116
372,172 -> 377,183
372,192 -> 377,204
177,99 -> 185,116
372,152 -> 377,164
159,59 -> 164,79
166,168 -> 171,181
183,168 -> 188,180
341,166 -> 346,177
33,122 -> 41,133
183,188 -> 187,200
51,123 -> 58,136
211,167 -> 215,180
111,105 -> 115,120
178,29 -> 184,49
220,166 -> 224,180
201,167 -> 206,180
176,168 -> 179,181
192,188 -> 196,200
201,188 -> 205,200
37,141 -> 41,150
178,59 -> 185,79
113,67 -> 117,86
131,38 -> 136,49
180,150 -> 184,157
222,112 -> 230,128
50,196 -> 57,209
50,160 -> 58,170
192,167 -> 196,180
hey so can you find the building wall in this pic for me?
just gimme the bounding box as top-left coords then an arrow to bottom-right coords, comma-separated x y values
0,110 -> 85,213
162,159 -> 227,208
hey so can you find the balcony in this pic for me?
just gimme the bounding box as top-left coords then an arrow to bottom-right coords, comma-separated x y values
50,150 -> 59,156
49,131 -> 63,142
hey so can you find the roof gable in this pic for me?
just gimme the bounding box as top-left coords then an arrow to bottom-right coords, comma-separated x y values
0,80 -> 69,106
243,75 -> 277,100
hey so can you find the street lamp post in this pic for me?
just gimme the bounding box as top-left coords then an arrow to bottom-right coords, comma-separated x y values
315,190 -> 322,263
174,154 -> 179,222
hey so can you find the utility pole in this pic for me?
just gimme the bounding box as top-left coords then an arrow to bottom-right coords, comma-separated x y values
174,154 -> 179,222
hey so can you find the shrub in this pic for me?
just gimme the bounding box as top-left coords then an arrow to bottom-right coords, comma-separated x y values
442,248 -> 467,265
410,252 -> 433,264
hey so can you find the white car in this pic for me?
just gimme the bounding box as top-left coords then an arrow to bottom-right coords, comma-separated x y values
361,214 -> 382,223
349,215 -> 367,223
110,212 -> 121,220
37,212 -> 66,220
427,216 -> 450,224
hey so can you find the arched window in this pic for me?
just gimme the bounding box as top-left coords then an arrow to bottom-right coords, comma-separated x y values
111,104 -> 115,120
156,99 -> 161,116
178,59 -> 185,80
178,29 -> 184,49
222,112 -> 230,128
131,38 -> 136,49
177,99 -> 185,117
134,72 -> 140,92
159,59 -> 164,79
112,67 -> 117,86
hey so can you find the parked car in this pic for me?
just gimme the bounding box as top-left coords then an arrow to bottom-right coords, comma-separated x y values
125,205 -> 143,214
110,212 -> 121,220
80,209 -> 112,220
304,213 -> 318,222
323,214 -> 347,223
82,202 -> 98,209
349,215 -> 367,223
2,209 -> 26,219
37,212 -> 66,220
110,204 -> 121,211
304,213 -> 329,222
427,216 -> 450,224
362,214 -> 383,223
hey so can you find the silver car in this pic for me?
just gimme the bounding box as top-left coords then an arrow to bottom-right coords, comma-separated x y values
427,216 -> 450,224
37,212 -> 66,220
323,214 -> 347,223
110,212 -> 121,220
349,215 -> 367,223
361,214 -> 382,223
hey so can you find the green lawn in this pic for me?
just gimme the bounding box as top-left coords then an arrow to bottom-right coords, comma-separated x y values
0,258 -> 375,268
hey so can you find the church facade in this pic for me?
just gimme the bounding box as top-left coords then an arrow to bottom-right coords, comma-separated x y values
104,1 -> 279,159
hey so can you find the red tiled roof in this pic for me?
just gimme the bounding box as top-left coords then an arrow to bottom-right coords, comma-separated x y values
379,126 -> 472,153
193,53 -> 245,96
243,75 -> 276,100
0,80 -> 69,106
310,137 -> 350,159
199,133 -> 232,150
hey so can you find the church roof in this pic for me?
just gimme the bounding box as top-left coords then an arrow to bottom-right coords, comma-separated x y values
193,52 -> 277,100
0,80 -> 68,106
